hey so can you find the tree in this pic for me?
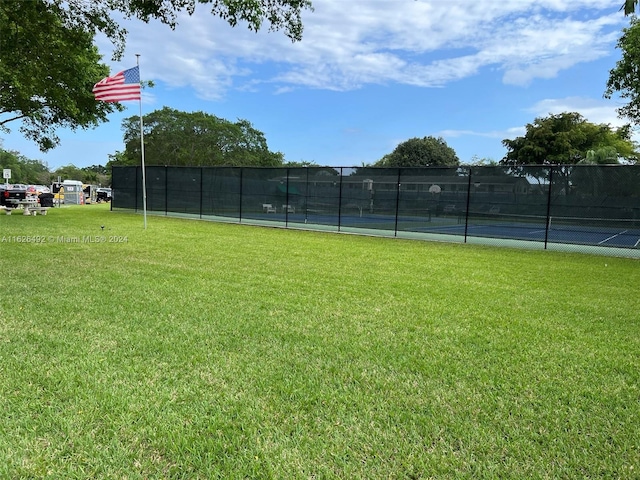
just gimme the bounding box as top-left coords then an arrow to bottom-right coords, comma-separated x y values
501,112 -> 638,166
1,0 -> 313,153
283,160 -> 318,167
53,165 -> 85,183
375,136 -> 460,167
118,107 -> 284,167
79,165 -> 109,185
52,164 -> 107,185
84,164 -> 109,177
501,112 -> 638,195
623,1 -> 639,14
0,147 -> 50,184
605,17 -> 640,125
580,146 -> 619,165
0,1 -> 117,151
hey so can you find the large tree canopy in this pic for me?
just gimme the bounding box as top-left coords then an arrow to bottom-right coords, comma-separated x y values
1,0 -> 312,153
501,112 -> 638,166
0,1 -> 117,151
375,136 -> 460,168
116,107 -> 284,167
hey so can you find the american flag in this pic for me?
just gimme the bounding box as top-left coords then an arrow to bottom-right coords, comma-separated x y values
93,66 -> 141,102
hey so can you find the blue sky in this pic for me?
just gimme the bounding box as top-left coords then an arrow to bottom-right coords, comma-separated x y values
1,0 -> 634,170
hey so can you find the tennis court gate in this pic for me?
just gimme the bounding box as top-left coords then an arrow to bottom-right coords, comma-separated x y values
112,164 -> 640,254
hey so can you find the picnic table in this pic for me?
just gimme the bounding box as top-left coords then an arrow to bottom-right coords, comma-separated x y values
4,199 -> 48,216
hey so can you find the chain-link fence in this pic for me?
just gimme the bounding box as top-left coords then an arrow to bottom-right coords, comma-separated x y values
112,165 -> 640,257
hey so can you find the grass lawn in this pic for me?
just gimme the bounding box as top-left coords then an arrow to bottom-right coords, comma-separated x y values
1,204 -> 639,479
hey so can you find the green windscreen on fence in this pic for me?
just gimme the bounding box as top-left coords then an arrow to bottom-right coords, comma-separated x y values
112,165 -> 640,253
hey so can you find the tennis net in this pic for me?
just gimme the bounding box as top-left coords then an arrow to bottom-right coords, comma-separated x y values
548,216 -> 640,234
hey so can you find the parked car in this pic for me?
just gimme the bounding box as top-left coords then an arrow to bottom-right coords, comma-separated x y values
1,184 -> 28,208
29,185 -> 51,195
96,187 -> 112,202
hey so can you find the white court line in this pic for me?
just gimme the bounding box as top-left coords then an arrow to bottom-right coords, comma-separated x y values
599,230 -> 628,245
635,238 -> 640,248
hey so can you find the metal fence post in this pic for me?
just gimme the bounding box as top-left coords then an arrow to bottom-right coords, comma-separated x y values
199,166 -> 203,219
544,166 -> 554,249
464,168 -> 472,243
305,167 -> 309,224
285,167 -> 290,226
238,167 -> 243,223
394,168 -> 401,237
338,168 -> 343,232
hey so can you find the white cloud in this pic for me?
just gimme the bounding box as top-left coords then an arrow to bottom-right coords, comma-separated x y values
527,96 -> 624,125
438,128 -> 525,139
437,96 -> 626,143
98,1 -> 625,99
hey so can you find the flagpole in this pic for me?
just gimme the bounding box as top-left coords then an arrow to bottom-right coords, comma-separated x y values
136,54 -> 147,229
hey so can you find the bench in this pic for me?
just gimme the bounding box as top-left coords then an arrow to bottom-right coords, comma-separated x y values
282,204 -> 295,214
26,206 -> 48,216
3,206 -> 47,215
262,204 -> 277,213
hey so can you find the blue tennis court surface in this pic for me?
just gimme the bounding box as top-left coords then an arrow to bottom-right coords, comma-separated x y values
265,211 -> 640,249
417,217 -> 640,248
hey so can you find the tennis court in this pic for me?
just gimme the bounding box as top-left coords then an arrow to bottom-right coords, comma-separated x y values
413,213 -> 640,248
220,208 -> 640,250
112,164 -> 640,257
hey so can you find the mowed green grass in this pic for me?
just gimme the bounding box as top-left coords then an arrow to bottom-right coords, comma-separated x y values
1,204 -> 639,479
